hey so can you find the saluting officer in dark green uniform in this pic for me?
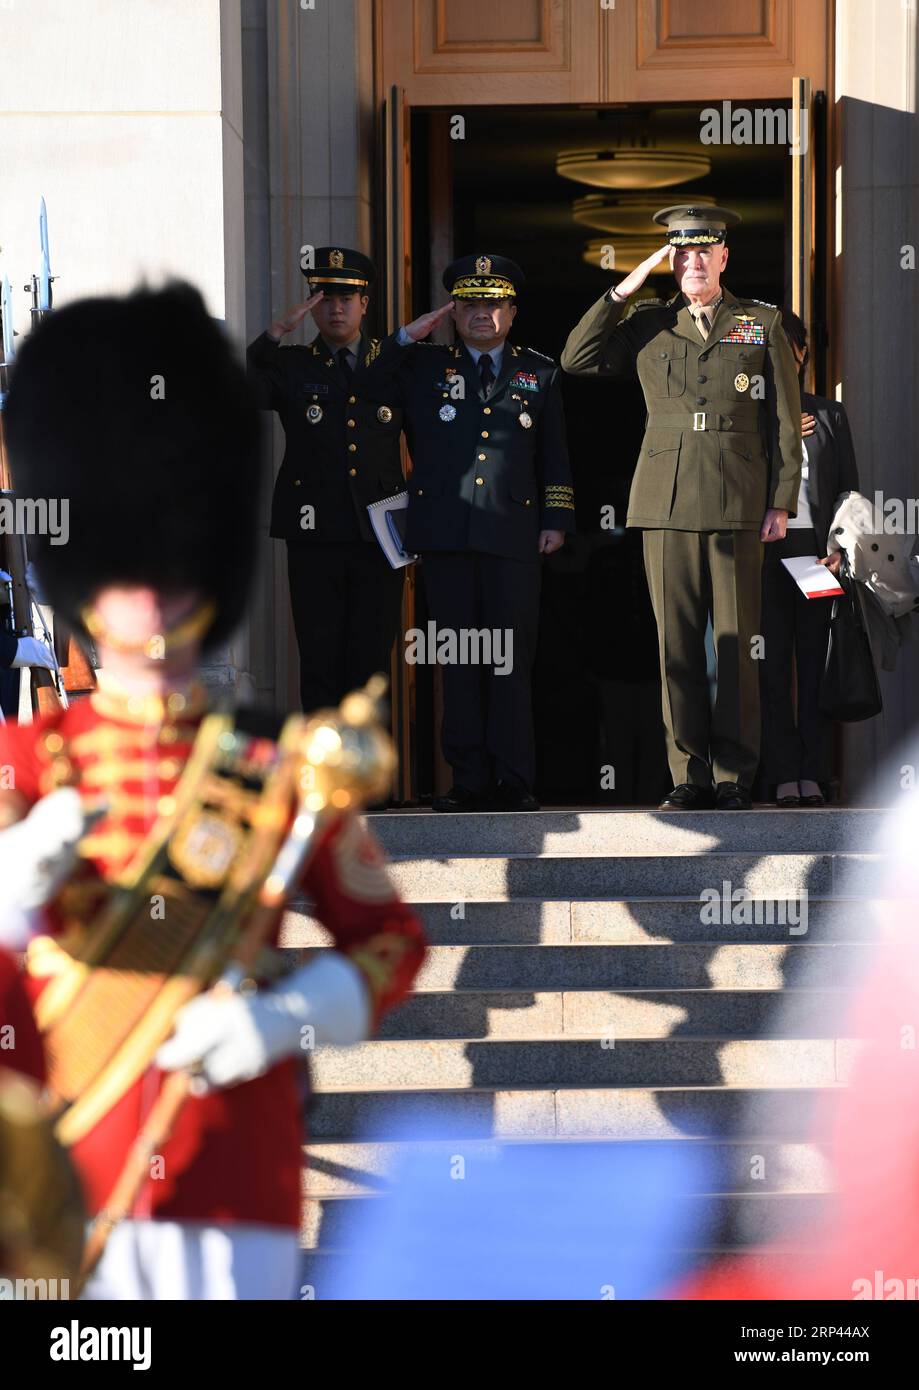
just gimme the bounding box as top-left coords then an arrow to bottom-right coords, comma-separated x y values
247,248 -> 405,713
356,254 -> 575,811
562,206 -> 802,809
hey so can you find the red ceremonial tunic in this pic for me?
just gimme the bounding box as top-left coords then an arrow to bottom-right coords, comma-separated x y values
0,946 -> 45,1085
0,683 -> 425,1230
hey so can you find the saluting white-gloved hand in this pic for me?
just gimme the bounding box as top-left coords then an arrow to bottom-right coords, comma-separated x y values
155,952 -> 371,1091
0,788 -> 89,947
11,637 -> 57,670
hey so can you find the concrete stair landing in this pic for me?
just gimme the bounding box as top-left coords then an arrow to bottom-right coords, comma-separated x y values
281,808 -> 887,1294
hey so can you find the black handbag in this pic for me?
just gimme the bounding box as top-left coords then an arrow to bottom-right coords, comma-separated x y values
818,559 -> 883,722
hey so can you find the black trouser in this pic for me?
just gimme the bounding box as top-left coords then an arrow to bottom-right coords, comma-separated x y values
420,550 -> 541,793
759,526 -> 833,785
286,541 -> 404,713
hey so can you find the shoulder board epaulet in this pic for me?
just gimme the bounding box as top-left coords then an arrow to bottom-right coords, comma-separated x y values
517,346 -> 555,363
631,297 -> 667,310
738,298 -> 778,311
363,339 -> 382,366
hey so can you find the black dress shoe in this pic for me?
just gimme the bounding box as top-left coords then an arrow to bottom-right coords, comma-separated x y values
492,780 -> 540,812
659,783 -> 715,810
432,786 -> 484,813
715,782 -> 753,810
799,793 -> 826,807
775,795 -> 801,808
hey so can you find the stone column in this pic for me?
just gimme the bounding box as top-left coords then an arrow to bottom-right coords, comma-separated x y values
834,0 -> 919,803
0,0 -> 251,695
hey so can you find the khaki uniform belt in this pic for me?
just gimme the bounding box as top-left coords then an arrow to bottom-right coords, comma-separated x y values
646,409 -> 761,433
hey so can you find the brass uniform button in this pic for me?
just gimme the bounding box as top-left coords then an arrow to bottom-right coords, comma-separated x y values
477,452 -> 487,461
293,479 -> 301,487
475,477 -> 485,486
348,395 -> 356,404
348,443 -> 357,453
417,488 -> 424,496
347,419 -> 356,428
481,431 -> 489,439
44,732 -> 65,754
50,756 -> 73,785
483,407 -> 492,415
349,467 -> 357,477
524,499 -> 532,507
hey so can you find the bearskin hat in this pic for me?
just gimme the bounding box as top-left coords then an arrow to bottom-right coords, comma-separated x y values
3,282 -> 262,652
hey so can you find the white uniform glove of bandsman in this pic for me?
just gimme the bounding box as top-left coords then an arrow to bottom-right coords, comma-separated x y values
0,788 -> 88,947
11,637 -> 57,670
155,951 -> 372,1090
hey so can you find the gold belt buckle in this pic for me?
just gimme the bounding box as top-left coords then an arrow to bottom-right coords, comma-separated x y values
693,411 -> 707,431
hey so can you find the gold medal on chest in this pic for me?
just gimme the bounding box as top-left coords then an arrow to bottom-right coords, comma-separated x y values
306,404 -> 323,424
518,410 -> 533,429
734,372 -> 750,393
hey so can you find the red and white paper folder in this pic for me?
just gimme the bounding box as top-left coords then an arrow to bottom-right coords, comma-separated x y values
781,553 -> 845,599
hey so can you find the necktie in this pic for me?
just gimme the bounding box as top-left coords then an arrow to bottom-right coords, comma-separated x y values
695,309 -> 711,341
478,353 -> 495,397
337,347 -> 353,383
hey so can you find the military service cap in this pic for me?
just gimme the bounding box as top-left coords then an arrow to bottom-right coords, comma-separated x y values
443,254 -> 525,300
304,246 -> 375,292
653,204 -> 741,247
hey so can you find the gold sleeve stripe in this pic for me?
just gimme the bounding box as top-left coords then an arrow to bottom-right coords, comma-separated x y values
331,816 -> 397,904
347,933 -> 413,1006
544,485 -> 575,511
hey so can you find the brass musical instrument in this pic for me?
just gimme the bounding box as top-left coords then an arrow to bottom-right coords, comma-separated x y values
27,677 -> 394,1286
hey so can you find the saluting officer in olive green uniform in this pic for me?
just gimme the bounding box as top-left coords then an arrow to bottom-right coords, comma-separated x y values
562,205 -> 802,809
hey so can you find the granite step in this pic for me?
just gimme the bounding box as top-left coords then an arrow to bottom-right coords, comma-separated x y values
300,1189 -> 829,1250
282,895 -> 881,947
311,1036 -> 859,1090
371,988 -> 857,1040
366,807 -> 886,858
297,1245 -> 816,1297
303,1136 -> 834,1198
383,852 -> 885,901
308,1083 -> 835,1141
326,941 -> 870,992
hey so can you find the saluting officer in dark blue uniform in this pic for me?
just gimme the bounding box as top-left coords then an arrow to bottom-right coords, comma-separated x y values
355,255 -> 575,811
246,248 -> 405,712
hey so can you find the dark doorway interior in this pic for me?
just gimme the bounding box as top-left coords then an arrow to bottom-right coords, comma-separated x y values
410,104 -> 793,805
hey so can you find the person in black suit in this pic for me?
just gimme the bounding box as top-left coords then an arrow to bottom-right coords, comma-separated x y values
355,254 -> 575,811
759,309 -> 860,806
246,248 -> 405,713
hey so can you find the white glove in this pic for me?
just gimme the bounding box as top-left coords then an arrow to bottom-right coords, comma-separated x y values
155,952 -> 371,1090
0,788 -> 88,947
11,637 -> 57,670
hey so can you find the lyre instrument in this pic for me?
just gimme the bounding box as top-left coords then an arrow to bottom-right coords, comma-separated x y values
27,676 -> 395,1288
